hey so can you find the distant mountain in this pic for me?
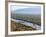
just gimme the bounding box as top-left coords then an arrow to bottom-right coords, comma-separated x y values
11,8 -> 41,15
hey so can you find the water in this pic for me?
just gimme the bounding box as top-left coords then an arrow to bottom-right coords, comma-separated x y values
11,18 -> 41,30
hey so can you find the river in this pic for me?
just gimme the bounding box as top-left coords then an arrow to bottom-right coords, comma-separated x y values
11,18 -> 41,30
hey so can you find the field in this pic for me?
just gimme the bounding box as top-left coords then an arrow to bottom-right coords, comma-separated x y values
11,14 -> 41,26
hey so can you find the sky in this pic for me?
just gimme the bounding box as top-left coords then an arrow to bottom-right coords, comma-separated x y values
11,5 -> 29,11
11,5 -> 41,15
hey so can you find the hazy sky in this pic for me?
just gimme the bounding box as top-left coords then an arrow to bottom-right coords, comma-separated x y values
11,5 -> 41,15
11,5 -> 30,11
